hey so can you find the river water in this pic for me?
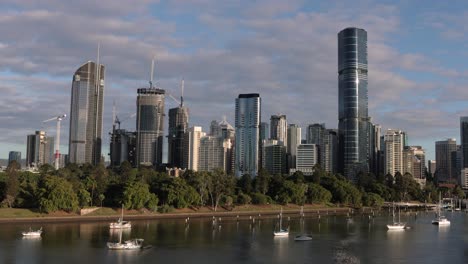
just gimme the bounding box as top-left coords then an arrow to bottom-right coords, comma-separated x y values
0,210 -> 466,264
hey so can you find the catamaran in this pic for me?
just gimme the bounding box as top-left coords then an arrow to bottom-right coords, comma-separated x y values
109,204 -> 131,229
22,227 -> 42,237
273,207 -> 289,237
432,194 -> 450,226
387,203 -> 405,230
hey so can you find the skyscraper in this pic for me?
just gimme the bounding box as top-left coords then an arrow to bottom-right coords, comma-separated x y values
199,135 -> 232,173
384,129 -> 405,176
69,61 -> 105,165
322,129 -> 339,174
460,117 -> 468,169
295,144 -> 318,176
270,115 -> 287,148
287,124 -> 301,170
435,138 -> 457,182
26,131 -> 54,168
262,139 -> 287,175
403,146 -> 425,179
183,126 -> 205,171
306,123 -> 325,145
235,93 -> 261,177
8,151 -> 21,166
109,121 -> 137,168
136,87 -> 165,167
168,101 -> 189,168
338,27 -> 369,180
260,122 -> 269,142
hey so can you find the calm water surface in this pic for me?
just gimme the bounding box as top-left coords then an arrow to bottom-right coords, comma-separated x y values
0,211 -> 467,264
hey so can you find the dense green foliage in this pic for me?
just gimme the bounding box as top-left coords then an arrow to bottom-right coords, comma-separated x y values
0,160 -> 463,213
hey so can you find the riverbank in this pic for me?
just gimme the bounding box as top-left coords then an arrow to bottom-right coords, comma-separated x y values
0,204 -> 354,224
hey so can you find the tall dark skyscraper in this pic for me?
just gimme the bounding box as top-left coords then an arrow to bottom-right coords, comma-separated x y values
136,87 -> 165,167
168,87 -> 189,168
69,61 -> 105,165
338,27 -> 369,179
235,93 -> 261,177
460,117 -> 468,169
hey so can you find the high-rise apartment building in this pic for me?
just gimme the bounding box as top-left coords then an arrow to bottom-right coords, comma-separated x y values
8,151 -> 21,166
260,122 -> 269,142
235,93 -> 261,177
262,139 -> 287,175
270,115 -> 287,148
199,135 -> 232,173
403,146 -> 425,179
69,61 -> 105,165
435,138 -> 457,182
306,123 -> 325,145
384,129 -> 405,176
428,160 -> 436,176
322,129 -> 339,174
168,102 -> 189,168
26,131 -> 54,168
338,27 -> 369,180
287,124 -> 301,170
136,87 -> 165,167
183,126 -> 205,171
369,122 -> 381,175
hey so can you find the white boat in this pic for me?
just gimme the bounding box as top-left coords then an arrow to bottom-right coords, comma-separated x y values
22,227 -> 42,237
432,193 -> 450,226
387,203 -> 405,230
110,205 -> 131,229
107,224 -> 143,250
107,239 -> 144,250
273,208 -> 289,236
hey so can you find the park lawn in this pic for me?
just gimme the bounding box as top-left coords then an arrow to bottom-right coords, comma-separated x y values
0,208 -> 43,218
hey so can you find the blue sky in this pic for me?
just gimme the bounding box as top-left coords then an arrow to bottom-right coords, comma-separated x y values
1,0 -> 468,162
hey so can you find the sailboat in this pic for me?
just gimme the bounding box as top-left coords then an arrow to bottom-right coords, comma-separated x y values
295,207 -> 312,241
22,227 -> 42,237
432,193 -> 450,226
387,203 -> 405,230
273,207 -> 289,237
109,204 -> 131,229
107,228 -> 143,250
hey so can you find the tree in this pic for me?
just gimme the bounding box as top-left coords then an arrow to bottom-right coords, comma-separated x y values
207,169 -> 235,211
306,183 -> 332,203
38,176 -> 79,213
4,160 -> 20,208
123,181 -> 156,210
254,169 -> 270,195
362,192 -> 384,207
238,174 -> 253,194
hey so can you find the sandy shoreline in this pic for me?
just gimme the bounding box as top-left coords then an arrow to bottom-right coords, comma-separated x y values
0,207 -> 354,224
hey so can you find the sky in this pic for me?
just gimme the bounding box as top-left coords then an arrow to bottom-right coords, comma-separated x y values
1,0 -> 468,162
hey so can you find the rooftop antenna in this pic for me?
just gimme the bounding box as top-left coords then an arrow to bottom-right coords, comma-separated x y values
112,100 -> 116,126
150,56 -> 155,89
180,78 -> 184,107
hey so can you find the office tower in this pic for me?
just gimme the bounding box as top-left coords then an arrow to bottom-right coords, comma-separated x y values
26,131 -> 54,168
384,129 -> 405,176
260,122 -> 269,142
322,129 -> 339,174
69,61 -> 105,165
183,126 -> 205,171
235,93 -> 261,177
168,101 -> 189,168
8,151 -> 21,166
428,160 -> 436,175
199,135 -> 232,172
294,144 -> 318,176
109,120 -> 137,167
403,146 -> 425,179
287,124 -> 301,170
270,115 -> 287,148
435,138 -> 457,182
262,139 -> 287,175
460,117 -> 468,170
136,87 -> 165,167
306,123 -> 325,145
338,27 -> 369,180
369,122 -> 381,175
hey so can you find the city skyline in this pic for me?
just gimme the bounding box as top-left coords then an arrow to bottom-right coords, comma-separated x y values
1,1 -> 468,162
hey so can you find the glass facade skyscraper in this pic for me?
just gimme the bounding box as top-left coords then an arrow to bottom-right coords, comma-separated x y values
338,27 -> 369,179
460,117 -> 468,169
235,93 -> 261,177
168,105 -> 189,168
136,88 -> 165,167
69,61 -> 105,165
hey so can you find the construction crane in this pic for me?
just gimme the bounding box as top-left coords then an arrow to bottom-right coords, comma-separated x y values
43,114 -> 66,170
166,79 -> 185,107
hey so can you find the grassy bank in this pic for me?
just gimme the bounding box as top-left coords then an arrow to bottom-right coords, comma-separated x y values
0,203 -> 352,224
